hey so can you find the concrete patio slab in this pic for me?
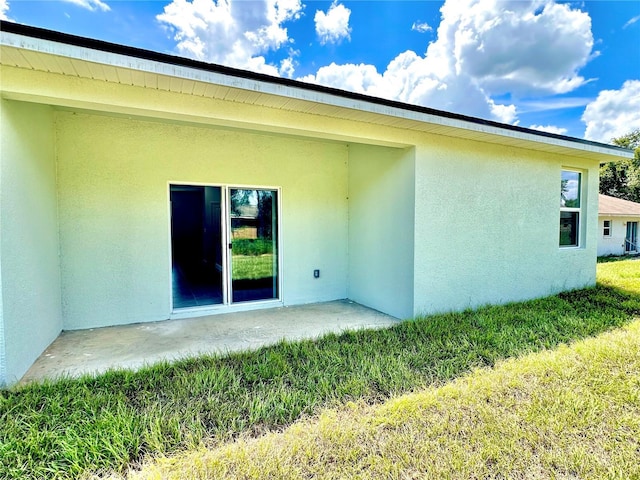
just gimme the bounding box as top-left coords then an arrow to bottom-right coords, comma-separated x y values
20,300 -> 399,384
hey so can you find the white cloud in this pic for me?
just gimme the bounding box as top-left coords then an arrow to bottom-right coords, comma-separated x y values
314,1 -> 351,45
529,124 -> 568,135
582,80 -> 640,143
411,21 -> 432,33
439,0 -> 593,96
299,62 -> 381,95
279,56 -> 295,78
0,0 -> 11,20
63,0 -> 110,12
518,97 -> 592,113
624,15 -> 640,29
299,53 -> 517,124
156,0 -> 596,127
301,1 -> 595,124
157,0 -> 302,76
490,103 -> 518,124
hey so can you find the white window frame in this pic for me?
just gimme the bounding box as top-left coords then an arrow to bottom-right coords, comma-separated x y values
603,220 -> 612,238
560,169 -> 583,248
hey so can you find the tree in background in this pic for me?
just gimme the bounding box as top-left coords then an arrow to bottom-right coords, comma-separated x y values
600,129 -> 640,202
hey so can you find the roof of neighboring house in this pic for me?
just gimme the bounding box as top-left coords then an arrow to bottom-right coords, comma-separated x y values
599,194 -> 640,217
0,20 -> 633,163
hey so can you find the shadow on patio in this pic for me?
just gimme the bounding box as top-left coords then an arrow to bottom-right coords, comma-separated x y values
20,300 -> 399,384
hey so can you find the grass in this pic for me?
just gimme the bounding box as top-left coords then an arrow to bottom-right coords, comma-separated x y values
231,254 -> 274,280
122,319 -> 640,479
597,255 -> 640,293
2,258 -> 640,479
231,238 -> 273,256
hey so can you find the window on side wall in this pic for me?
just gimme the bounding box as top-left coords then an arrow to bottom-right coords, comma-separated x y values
603,220 -> 611,237
560,169 -> 581,247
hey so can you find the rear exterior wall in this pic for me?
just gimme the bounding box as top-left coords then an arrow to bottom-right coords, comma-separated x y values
348,144 -> 415,319
0,89 -> 604,385
412,136 -> 599,315
55,111 -> 349,329
0,100 -> 63,385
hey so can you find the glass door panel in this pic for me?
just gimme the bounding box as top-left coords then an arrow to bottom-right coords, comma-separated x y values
171,185 -> 223,308
229,189 -> 278,303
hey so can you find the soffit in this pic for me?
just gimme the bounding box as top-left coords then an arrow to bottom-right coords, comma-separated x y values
0,33 -> 632,163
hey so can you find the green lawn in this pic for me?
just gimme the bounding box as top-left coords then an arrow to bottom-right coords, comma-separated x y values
125,318 -> 640,480
231,254 -> 274,281
597,255 -> 640,294
2,258 -> 640,479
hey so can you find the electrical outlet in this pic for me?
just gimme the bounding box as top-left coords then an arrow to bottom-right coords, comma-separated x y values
313,269 -> 320,278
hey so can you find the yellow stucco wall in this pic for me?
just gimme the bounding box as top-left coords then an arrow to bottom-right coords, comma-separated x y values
0,100 -> 62,385
0,60 -> 603,383
348,144 -> 415,319
55,111 -> 349,329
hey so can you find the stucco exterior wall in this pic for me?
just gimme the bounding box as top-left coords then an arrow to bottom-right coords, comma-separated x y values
0,100 -> 62,385
348,144 -> 415,319
413,137 -> 598,316
0,46 -> 617,384
597,216 -> 640,256
55,111 -> 349,329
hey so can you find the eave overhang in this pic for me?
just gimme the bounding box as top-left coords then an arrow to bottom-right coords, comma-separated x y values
0,21 -> 633,162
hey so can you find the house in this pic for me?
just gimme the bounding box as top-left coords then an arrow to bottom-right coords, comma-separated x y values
0,22 -> 632,386
598,194 -> 640,256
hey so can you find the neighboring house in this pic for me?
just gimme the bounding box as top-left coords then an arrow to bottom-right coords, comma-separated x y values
598,194 -> 640,256
0,22 -> 632,386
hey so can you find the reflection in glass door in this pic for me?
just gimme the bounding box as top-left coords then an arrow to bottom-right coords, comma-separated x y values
229,189 -> 279,303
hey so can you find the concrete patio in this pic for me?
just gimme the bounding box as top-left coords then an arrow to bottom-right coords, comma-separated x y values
20,300 -> 400,384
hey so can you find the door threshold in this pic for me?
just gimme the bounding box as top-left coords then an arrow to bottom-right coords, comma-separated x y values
170,300 -> 284,319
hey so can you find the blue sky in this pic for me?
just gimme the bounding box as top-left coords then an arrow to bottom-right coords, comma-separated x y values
2,0 -> 639,143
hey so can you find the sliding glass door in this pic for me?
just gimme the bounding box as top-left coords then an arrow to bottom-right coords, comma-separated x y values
171,185 -> 279,310
229,189 -> 279,303
170,185 -> 223,308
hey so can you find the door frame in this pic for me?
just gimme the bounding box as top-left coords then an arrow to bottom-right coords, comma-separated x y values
167,182 -> 283,318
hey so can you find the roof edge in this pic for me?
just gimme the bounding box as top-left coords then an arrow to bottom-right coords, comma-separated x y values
598,214 -> 640,217
0,20 -> 632,157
